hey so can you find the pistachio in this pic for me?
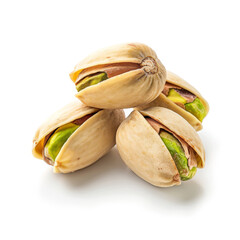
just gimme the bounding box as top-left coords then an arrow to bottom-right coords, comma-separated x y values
70,43 -> 166,109
159,130 -> 197,180
116,107 -> 205,187
44,123 -> 79,162
167,89 -> 187,105
185,98 -> 207,122
32,101 -> 125,173
76,72 -> 108,92
136,71 -> 209,131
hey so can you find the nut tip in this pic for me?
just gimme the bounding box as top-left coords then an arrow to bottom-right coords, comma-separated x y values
141,57 -> 158,74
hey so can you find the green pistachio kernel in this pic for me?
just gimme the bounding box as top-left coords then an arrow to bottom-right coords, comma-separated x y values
76,72 -> 108,92
184,98 -> 207,122
160,130 -> 196,181
167,89 -> 187,104
45,123 -> 79,161
167,88 -> 207,122
181,167 -> 197,181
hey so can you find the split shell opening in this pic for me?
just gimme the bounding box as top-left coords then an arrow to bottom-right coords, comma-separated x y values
32,101 -> 125,173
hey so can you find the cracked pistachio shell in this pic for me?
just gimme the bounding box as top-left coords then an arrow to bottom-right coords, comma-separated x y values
137,71 -> 209,131
32,101 -> 125,173
116,107 -> 205,187
70,43 -> 166,109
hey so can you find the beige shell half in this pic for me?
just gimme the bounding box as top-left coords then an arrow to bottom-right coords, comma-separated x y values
70,43 -> 166,109
137,71 -> 209,131
116,107 -> 205,187
32,101 -> 125,173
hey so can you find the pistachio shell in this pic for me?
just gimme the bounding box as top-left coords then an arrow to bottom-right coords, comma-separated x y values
32,101 -> 125,173
70,43 -> 166,109
116,107 -> 205,187
137,71 -> 209,131
116,110 -> 180,187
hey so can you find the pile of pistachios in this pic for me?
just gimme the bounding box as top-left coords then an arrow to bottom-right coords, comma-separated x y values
32,43 -> 209,187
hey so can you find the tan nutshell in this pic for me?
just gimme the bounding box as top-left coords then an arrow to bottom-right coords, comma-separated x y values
32,101 -> 125,173
137,71 -> 209,131
70,43 -> 166,109
116,107 -> 205,187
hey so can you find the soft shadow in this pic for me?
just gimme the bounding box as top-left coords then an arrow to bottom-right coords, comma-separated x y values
40,147 -> 205,209
198,130 -> 216,162
39,147 -> 129,203
122,170 -> 205,209
59,147 -> 128,188
148,180 -> 204,203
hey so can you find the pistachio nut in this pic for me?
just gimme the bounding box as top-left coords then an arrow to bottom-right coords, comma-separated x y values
32,101 -> 125,173
70,43 -> 166,109
137,71 -> 209,131
116,107 -> 205,187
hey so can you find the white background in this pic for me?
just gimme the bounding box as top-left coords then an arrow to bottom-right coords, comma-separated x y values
0,0 -> 239,239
